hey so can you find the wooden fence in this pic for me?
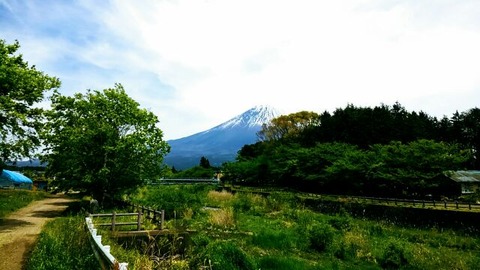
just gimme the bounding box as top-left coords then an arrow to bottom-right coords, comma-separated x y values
90,208 -> 165,231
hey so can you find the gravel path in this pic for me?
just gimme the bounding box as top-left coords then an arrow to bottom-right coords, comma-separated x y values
0,195 -> 76,270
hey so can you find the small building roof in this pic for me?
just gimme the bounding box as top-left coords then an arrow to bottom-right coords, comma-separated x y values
445,170 -> 480,183
0,170 -> 33,184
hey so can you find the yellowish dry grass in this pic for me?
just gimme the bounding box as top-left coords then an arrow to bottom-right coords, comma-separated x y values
208,207 -> 235,228
183,207 -> 194,220
207,190 -> 234,205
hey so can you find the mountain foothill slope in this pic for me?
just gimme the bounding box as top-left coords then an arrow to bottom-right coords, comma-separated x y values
164,105 -> 280,170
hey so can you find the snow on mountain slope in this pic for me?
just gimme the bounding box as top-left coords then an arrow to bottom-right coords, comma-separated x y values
164,105 -> 280,169
217,105 -> 281,129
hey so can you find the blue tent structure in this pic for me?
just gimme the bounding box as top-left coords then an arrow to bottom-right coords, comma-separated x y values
0,169 -> 33,190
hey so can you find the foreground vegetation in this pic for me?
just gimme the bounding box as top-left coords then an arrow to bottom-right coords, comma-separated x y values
26,215 -> 99,270
0,189 -> 46,218
21,185 -> 480,269
95,185 -> 480,269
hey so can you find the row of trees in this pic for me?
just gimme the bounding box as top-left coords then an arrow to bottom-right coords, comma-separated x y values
224,104 -> 478,198
258,103 -> 480,168
1,39 -> 170,201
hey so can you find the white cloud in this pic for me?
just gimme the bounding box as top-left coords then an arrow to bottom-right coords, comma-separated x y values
2,0 -> 480,139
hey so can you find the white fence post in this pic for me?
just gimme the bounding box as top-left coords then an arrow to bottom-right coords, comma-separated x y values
85,217 -> 128,269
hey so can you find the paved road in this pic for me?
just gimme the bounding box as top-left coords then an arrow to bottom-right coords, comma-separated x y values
0,195 -> 76,270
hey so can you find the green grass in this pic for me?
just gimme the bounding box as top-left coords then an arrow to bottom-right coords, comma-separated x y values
258,256 -> 318,270
129,184 -> 214,218
26,215 -> 99,270
0,189 -> 47,218
213,189 -> 480,269
93,186 -> 480,269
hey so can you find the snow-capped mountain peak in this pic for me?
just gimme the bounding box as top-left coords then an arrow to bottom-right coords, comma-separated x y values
165,105 -> 282,169
217,105 -> 280,129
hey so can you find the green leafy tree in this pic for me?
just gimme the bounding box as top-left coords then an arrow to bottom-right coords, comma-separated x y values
199,156 -> 211,168
366,140 -> 471,196
257,111 -> 320,142
41,84 -> 170,200
312,103 -> 439,148
223,156 -> 271,186
237,141 -> 265,161
459,108 -> 480,169
174,165 -> 216,179
0,39 -> 60,169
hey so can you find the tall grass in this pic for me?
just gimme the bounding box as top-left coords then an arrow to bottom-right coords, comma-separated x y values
114,186 -> 480,269
129,185 -> 213,218
0,189 -> 47,218
191,240 -> 256,270
208,207 -> 235,228
206,190 -> 234,206
26,216 -> 99,270
258,256 -> 321,270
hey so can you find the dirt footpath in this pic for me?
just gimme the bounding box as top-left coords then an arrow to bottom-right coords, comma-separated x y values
0,194 -> 76,270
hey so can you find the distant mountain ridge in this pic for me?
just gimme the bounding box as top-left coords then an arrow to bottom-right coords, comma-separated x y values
164,105 -> 280,169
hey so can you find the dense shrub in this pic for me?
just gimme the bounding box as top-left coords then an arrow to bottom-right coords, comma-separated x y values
190,234 -> 212,249
379,240 -> 411,269
232,193 -> 254,212
266,192 -> 298,212
328,215 -> 353,232
258,256 -> 320,270
308,223 -> 336,252
287,208 -> 317,227
334,232 -> 374,262
192,240 -> 256,270
251,227 -> 296,250
366,222 -> 385,236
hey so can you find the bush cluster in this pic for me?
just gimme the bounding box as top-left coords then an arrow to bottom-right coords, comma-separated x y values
191,240 -> 256,270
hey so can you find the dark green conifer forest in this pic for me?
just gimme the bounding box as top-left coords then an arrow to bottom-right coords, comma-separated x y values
224,103 -> 479,198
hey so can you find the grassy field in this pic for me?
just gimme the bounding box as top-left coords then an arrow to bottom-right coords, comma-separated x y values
116,185 -> 480,269
25,186 -> 480,269
0,189 -> 47,218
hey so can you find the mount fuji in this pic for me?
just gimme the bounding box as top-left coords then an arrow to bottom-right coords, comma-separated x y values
164,105 -> 280,169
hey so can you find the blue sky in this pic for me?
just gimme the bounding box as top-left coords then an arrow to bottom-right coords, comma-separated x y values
1,0 -> 480,140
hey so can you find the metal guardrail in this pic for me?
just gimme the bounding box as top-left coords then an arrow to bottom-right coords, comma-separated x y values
295,192 -> 480,211
151,178 -> 220,185
85,217 -> 128,270
228,185 -> 480,212
346,195 -> 480,211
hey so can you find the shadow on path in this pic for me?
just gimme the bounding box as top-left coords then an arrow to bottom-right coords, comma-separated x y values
30,210 -> 64,218
0,219 -> 34,229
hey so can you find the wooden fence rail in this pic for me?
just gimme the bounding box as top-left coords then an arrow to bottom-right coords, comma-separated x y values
90,209 -> 165,231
